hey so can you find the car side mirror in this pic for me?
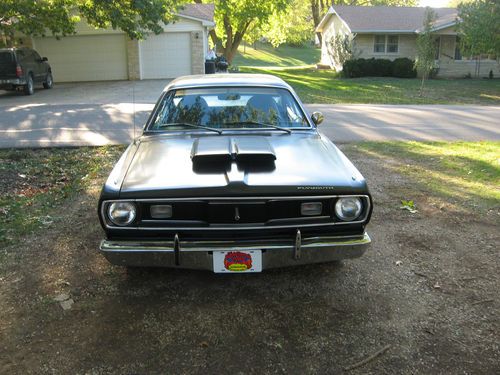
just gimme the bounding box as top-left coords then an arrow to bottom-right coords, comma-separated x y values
42,57 -> 48,62
311,111 -> 324,126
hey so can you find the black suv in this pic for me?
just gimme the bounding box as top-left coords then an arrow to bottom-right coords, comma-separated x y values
0,47 -> 53,95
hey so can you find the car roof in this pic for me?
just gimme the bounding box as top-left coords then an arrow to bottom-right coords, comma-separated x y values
0,47 -> 32,52
164,74 -> 292,91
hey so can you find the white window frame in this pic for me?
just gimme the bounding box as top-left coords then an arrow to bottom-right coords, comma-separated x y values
387,35 -> 399,53
373,35 -> 399,54
373,35 -> 386,53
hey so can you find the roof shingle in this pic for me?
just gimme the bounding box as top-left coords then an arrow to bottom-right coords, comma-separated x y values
178,3 -> 215,23
331,5 -> 458,32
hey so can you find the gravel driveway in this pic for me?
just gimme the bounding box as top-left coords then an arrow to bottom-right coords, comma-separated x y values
0,145 -> 498,374
1,80 -> 499,148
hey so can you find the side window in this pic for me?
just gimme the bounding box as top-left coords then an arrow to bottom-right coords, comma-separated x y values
32,50 -> 42,61
16,50 -> 26,62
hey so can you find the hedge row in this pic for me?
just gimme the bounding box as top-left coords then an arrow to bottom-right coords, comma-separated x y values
343,58 -> 417,78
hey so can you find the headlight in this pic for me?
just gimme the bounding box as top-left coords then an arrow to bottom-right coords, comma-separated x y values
107,202 -> 136,226
334,197 -> 362,221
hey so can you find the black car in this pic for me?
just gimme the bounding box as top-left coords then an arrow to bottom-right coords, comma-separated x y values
0,47 -> 53,95
98,74 -> 372,273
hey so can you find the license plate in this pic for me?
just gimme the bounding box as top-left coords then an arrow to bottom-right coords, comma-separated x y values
213,250 -> 262,273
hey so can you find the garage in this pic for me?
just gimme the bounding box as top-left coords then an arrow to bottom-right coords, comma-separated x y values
33,34 -> 128,82
140,32 -> 192,79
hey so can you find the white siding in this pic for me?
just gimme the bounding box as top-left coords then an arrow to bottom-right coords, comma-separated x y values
320,14 -> 351,70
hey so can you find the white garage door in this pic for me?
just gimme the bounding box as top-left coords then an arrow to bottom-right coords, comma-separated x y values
33,34 -> 127,82
140,32 -> 191,79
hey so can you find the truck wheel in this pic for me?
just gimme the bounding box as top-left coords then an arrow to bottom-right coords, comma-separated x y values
23,74 -> 34,95
43,72 -> 53,89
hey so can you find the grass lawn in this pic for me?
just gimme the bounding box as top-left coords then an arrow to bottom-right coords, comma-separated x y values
346,141 -> 500,213
233,42 -> 321,68
239,67 -> 500,105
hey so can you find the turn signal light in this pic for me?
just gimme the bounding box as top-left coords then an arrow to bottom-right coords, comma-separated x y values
301,202 -> 322,216
150,205 -> 173,219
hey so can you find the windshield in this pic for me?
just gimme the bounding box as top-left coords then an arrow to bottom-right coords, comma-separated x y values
148,87 -> 310,132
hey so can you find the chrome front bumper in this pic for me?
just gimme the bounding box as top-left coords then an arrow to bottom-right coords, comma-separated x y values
99,232 -> 371,270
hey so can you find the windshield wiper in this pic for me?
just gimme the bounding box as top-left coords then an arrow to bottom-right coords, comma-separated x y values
156,122 -> 222,135
224,121 -> 292,134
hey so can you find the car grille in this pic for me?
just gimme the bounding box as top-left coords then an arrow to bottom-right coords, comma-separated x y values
126,195 -> 370,229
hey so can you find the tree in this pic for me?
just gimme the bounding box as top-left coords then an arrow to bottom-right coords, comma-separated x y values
263,0 -> 314,47
457,0 -> 500,65
311,0 -> 419,44
0,0 -> 185,44
0,0 -> 77,41
327,33 -> 359,68
195,0 -> 291,63
415,7 -> 437,95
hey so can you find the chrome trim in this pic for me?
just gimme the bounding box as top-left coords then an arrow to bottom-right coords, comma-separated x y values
174,233 -> 180,265
100,233 -> 371,253
294,229 -> 302,260
100,195 -> 371,230
132,195 -> 368,202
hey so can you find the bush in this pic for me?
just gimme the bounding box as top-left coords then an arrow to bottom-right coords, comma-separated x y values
342,57 -> 417,78
343,58 -> 364,78
392,58 -> 417,78
372,58 -> 393,76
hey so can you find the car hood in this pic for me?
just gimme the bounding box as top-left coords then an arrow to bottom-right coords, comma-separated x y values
116,132 -> 368,198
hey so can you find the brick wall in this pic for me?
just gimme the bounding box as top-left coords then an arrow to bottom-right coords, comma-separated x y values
191,32 -> 204,75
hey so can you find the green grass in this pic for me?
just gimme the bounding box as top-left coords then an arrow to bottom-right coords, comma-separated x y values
0,146 -> 124,248
349,141 -> 500,211
239,67 -> 500,105
233,42 -> 321,68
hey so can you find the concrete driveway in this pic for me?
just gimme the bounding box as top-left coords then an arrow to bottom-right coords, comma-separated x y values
1,80 -> 499,148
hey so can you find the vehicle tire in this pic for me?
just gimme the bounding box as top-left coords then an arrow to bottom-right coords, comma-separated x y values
23,74 -> 34,95
43,72 -> 53,89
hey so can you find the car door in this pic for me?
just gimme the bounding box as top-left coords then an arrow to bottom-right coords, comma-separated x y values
17,49 -> 33,81
30,50 -> 46,82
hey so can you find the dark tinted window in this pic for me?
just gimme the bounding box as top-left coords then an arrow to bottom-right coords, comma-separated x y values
0,51 -> 14,64
15,49 -> 26,61
32,50 -> 41,60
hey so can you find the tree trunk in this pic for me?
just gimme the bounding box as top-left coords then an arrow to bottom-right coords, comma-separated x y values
419,73 -> 426,97
311,0 -> 328,45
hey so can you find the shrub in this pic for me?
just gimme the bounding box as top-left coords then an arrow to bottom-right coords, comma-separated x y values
372,58 -> 393,76
343,58 -> 364,78
392,58 -> 417,78
343,57 -> 417,78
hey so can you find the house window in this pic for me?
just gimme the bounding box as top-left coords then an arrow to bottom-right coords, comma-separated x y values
374,35 -> 399,53
387,35 -> 399,53
374,35 -> 386,53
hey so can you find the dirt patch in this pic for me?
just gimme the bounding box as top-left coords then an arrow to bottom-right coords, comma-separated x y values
0,147 -> 498,374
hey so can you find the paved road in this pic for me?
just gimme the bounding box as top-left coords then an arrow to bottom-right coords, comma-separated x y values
1,81 -> 499,148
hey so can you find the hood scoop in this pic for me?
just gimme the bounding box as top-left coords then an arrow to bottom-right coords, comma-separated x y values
191,137 -> 276,167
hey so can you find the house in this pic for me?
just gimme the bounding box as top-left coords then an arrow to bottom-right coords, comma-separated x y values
17,4 -> 215,82
316,5 -> 499,78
